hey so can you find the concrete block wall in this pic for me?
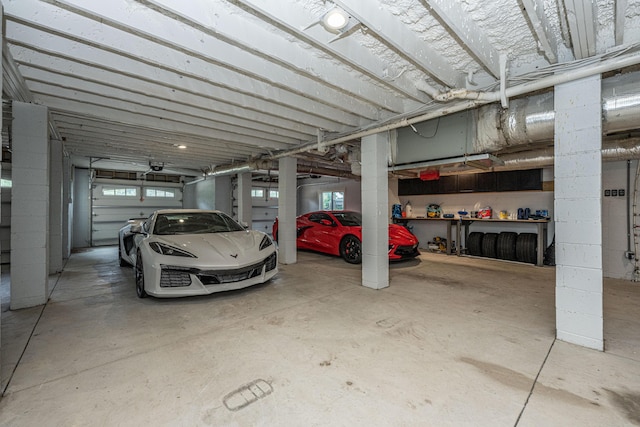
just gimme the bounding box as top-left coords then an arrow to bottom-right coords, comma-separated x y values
11,102 -> 50,309
1,164 -> 11,265
554,75 -> 603,350
361,133 -> 389,290
278,157 -> 297,264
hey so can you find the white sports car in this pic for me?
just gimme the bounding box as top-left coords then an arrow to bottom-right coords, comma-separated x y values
119,209 -> 278,298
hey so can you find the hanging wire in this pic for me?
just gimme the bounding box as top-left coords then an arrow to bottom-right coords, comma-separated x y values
409,117 -> 441,139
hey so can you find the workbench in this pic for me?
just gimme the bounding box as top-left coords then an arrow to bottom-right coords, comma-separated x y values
393,217 -> 550,266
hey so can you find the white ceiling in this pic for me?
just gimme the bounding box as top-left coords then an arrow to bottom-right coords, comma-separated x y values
3,0 -> 640,176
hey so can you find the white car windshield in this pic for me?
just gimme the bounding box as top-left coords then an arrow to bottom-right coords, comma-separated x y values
153,212 -> 245,235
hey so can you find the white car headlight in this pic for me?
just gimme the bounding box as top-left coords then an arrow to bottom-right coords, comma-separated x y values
259,235 -> 273,250
149,242 -> 197,258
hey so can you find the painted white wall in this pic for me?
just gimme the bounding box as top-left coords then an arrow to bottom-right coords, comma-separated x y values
193,178 -> 215,210
72,169 -> 92,248
184,176 -> 232,213
602,160 -> 637,280
297,177 -> 361,213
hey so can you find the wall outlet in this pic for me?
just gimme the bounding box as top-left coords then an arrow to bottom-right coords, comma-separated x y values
619,189 -> 626,197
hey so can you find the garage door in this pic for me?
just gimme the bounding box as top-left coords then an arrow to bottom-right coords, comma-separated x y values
92,179 -> 182,246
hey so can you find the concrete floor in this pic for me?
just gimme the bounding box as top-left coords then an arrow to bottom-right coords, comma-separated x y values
0,247 -> 639,426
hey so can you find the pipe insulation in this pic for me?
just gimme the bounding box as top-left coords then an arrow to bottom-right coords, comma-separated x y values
474,71 -> 640,152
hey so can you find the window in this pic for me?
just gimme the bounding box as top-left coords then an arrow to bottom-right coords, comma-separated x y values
102,186 -> 137,197
1,179 -> 12,188
145,187 -> 175,198
252,188 -> 277,199
321,191 -> 344,211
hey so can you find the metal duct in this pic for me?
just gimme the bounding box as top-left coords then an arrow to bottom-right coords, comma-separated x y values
474,71 -> 640,153
602,72 -> 640,134
206,159 -> 357,179
441,138 -> 640,175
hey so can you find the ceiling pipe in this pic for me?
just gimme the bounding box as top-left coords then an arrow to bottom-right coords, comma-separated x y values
205,158 -> 356,179
434,44 -> 640,103
207,47 -> 640,177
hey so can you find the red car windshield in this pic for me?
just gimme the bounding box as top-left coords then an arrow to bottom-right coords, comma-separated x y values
332,212 -> 362,227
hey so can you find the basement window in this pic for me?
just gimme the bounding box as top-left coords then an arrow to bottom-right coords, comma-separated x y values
1,179 -> 11,188
102,186 -> 137,197
251,188 -> 264,198
321,191 -> 344,211
269,190 -> 279,199
145,188 -> 176,198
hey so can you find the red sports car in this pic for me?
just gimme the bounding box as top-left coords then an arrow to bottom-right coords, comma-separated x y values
272,210 -> 419,264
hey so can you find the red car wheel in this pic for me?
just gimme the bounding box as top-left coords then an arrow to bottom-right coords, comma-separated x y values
340,235 -> 362,264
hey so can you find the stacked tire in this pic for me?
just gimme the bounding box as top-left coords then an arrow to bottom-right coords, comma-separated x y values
496,232 -> 518,261
516,233 -> 538,264
465,231 -> 537,264
467,232 -> 484,256
481,233 -> 498,258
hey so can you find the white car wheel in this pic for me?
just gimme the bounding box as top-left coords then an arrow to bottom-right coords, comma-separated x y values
135,253 -> 147,298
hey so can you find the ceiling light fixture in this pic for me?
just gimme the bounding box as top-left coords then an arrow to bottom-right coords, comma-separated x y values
304,4 -> 360,42
322,7 -> 350,32
177,144 -> 187,149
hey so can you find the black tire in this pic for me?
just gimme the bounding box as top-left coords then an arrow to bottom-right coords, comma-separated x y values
516,233 -> 538,264
544,235 -> 555,266
496,232 -> 518,261
340,235 -> 362,264
481,233 -> 498,258
467,232 -> 484,256
119,244 -> 128,267
135,252 -> 147,298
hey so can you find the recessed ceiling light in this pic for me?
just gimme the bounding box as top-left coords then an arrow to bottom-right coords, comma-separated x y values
322,7 -> 350,32
177,144 -> 187,149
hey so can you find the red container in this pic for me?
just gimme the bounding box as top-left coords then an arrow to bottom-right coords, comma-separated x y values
478,207 -> 492,218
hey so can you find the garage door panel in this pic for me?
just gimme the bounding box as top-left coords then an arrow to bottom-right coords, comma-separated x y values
91,182 -> 182,246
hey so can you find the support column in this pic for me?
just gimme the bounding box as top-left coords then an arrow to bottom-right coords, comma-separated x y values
554,74 -> 603,351
49,139 -> 63,273
62,155 -> 72,259
361,133 -> 389,290
11,102 -> 50,309
214,175 -> 232,213
237,172 -> 252,228
278,157 -> 297,264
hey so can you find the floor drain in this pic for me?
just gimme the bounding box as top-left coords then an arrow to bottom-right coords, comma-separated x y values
223,379 -> 273,411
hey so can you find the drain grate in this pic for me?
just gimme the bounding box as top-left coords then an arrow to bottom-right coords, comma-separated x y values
223,379 -> 273,411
